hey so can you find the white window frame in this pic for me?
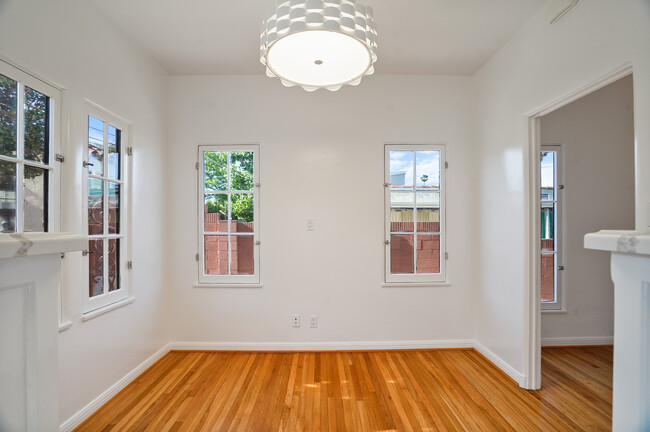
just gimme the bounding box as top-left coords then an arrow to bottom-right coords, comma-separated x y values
198,144 -> 260,285
541,144 -> 564,311
384,144 -> 446,283
82,102 -> 130,313
0,59 -> 61,233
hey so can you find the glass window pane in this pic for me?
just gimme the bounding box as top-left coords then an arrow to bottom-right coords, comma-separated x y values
231,151 -> 254,191
88,116 -> 104,176
390,191 -> 413,232
23,166 -> 47,232
108,239 -> 120,292
231,235 -> 254,275
540,151 -> 555,199
0,74 -> 17,158
416,234 -> 440,274
204,152 -> 227,191
231,193 -> 254,228
88,178 -> 103,235
108,182 -> 120,234
24,86 -> 48,164
416,151 -> 440,190
205,194 -> 227,232
204,235 -> 228,275
0,160 -> 17,232
390,234 -> 414,274
89,239 -> 104,297
416,208 -> 439,233
541,253 -> 556,302
107,125 -> 120,180
541,206 -> 555,247
389,150 -> 414,189
390,208 -> 413,232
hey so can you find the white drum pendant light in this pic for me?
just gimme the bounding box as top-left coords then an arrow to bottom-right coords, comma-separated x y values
260,0 -> 378,92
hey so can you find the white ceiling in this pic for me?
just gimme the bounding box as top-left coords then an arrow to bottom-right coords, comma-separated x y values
90,0 -> 547,76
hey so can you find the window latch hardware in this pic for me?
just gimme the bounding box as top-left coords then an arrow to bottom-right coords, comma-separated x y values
445,252 -> 449,260
82,249 -> 92,256
558,265 -> 565,270
127,147 -> 133,156
384,240 -> 390,245
255,183 -> 261,188
55,153 -> 65,163
195,254 -> 199,261
383,183 -> 390,188
558,185 -> 565,190
126,261 -> 133,270
60,252 -> 65,259
82,161 -> 93,168
255,241 -> 261,246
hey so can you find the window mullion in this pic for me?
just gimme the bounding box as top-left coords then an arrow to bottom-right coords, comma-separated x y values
102,121 -> 109,295
227,152 -> 232,276
15,82 -> 25,232
412,151 -> 417,274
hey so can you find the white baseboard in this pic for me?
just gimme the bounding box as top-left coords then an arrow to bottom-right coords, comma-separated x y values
473,341 -> 526,387
541,336 -> 613,347
59,344 -> 171,432
169,339 -> 475,351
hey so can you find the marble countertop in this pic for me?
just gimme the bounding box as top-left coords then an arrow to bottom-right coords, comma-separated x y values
584,230 -> 650,256
0,232 -> 88,259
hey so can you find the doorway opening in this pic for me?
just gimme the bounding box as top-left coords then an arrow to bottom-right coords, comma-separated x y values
525,66 -> 636,389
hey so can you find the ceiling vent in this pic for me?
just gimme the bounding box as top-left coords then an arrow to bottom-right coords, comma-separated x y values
545,0 -> 579,24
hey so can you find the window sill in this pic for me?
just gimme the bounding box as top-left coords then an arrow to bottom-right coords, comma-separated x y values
541,308 -> 567,314
193,282 -> 264,289
382,282 -> 451,288
58,321 -> 73,333
82,297 -> 135,322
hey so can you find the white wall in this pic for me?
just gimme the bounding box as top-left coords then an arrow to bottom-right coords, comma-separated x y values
473,0 -> 650,380
167,75 -> 476,347
0,0 -> 169,427
541,75 -> 635,343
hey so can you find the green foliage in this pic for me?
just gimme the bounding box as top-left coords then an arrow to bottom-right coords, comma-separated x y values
204,151 -> 254,222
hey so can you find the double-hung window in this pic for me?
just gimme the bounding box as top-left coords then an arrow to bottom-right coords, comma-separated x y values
198,145 -> 259,284
385,144 -> 446,283
84,104 -> 129,312
0,60 -> 60,233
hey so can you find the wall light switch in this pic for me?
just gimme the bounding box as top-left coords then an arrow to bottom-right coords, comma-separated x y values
306,218 -> 315,231
310,315 -> 318,328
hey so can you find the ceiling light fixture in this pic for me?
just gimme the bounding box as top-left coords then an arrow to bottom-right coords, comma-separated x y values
260,0 -> 378,92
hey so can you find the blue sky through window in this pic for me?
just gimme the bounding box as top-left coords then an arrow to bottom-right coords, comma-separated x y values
390,150 -> 440,188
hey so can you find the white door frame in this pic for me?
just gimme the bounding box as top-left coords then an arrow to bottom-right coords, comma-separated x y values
523,63 -> 634,390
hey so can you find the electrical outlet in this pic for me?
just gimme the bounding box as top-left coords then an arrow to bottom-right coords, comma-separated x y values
291,314 -> 300,327
310,315 -> 318,328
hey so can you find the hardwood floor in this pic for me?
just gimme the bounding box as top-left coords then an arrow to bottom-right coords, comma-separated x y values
74,346 -> 612,431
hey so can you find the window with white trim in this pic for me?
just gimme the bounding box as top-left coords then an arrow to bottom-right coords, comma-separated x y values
385,144 -> 446,283
540,145 -> 563,310
198,145 -> 259,284
0,60 -> 60,233
84,105 -> 129,312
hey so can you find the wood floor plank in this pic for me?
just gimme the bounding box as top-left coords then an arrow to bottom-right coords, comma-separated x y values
74,347 -> 613,432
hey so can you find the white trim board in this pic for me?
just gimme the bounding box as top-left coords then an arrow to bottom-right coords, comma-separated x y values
169,339 -> 474,352
541,336 -> 613,347
59,344 -> 171,432
473,341 -> 527,387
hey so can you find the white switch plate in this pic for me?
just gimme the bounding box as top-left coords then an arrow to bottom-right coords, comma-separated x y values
291,314 -> 300,327
310,315 -> 318,328
306,218 -> 315,231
